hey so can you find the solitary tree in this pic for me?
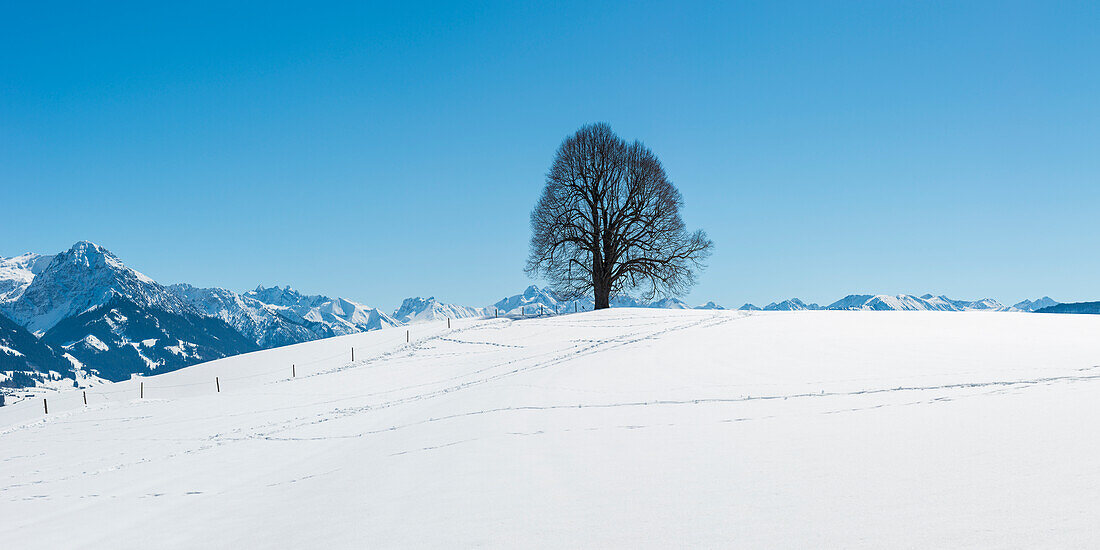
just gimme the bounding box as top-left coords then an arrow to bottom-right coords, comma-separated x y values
526,123 -> 713,310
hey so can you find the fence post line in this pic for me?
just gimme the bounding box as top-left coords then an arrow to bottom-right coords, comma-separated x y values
406,330 -> 409,343
140,382 -> 144,399
43,398 -> 48,415
292,364 -> 296,377
83,391 -> 87,406
351,347 -> 354,362
216,377 -> 220,393
447,317 -> 451,329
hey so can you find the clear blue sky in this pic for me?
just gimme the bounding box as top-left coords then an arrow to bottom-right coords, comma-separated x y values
2,1 -> 1098,311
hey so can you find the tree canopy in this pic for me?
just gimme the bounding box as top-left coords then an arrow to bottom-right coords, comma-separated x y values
526,123 -> 713,309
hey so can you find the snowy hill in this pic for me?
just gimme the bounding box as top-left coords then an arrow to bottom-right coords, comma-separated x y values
4,309 -> 1100,547
392,296 -> 485,324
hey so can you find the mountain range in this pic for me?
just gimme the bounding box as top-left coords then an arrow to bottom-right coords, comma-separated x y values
737,294 -> 1061,313
0,240 -> 1079,399
393,297 -> 485,324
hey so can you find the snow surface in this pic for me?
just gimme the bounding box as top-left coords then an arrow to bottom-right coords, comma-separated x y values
3,309 -> 1100,548
0,343 -> 24,356
79,334 -> 109,352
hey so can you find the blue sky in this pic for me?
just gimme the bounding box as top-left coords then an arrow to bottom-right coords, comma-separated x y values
2,1 -> 1098,311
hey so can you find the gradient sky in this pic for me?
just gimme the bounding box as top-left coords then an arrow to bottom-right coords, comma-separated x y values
2,1 -> 1098,311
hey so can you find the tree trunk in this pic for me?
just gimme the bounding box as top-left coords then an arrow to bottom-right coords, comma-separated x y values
594,284 -> 610,310
593,247 -> 610,310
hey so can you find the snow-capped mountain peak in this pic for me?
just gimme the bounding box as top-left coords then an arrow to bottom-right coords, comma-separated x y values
393,296 -> 485,324
492,285 -> 563,315
763,298 -> 822,311
695,301 -> 725,310
825,293 -> 1009,312
1013,296 -> 1059,312
1,241 -> 189,334
649,297 -> 692,309
245,285 -> 399,334
167,283 -> 323,348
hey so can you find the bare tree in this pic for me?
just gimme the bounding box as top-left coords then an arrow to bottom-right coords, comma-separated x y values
526,123 -> 713,310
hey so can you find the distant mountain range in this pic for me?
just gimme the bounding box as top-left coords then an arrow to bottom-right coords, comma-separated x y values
1013,296 -> 1060,312
0,241 -> 1086,398
737,294 -> 1061,313
393,297 -> 485,324
488,286 -> 712,315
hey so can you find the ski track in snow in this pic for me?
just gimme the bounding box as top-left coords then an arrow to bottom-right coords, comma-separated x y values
0,313 -> 736,490
186,312 -> 740,444
4,312 -> 1098,468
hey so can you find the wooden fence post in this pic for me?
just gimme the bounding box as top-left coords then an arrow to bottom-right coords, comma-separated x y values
447,317 -> 451,329
83,391 -> 87,405
406,330 -> 409,343
351,348 -> 355,361
140,382 -> 144,399
43,398 -> 48,415
292,364 -> 296,377
216,377 -> 220,393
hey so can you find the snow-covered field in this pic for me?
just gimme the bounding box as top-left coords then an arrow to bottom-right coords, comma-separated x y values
3,309 -> 1100,548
